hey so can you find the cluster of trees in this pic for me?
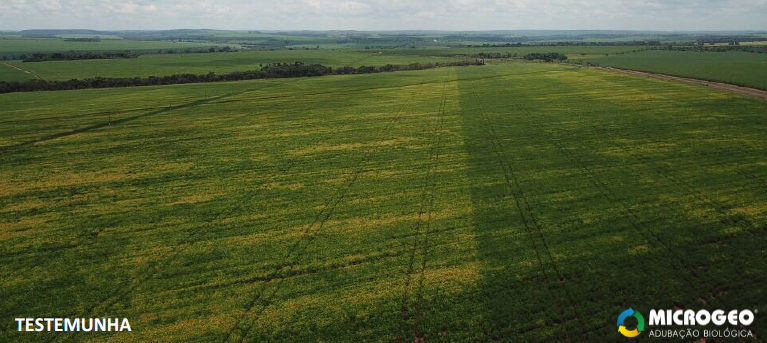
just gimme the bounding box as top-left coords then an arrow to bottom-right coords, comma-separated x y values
467,43 -> 526,48
471,52 -> 569,62
473,52 -> 519,59
523,53 -> 568,62
0,60 -> 484,94
2,46 -> 240,61
23,51 -> 139,62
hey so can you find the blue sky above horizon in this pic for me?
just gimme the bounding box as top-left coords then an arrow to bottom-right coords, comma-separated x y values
0,0 -> 766,31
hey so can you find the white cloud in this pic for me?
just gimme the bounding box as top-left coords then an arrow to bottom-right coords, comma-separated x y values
0,0 -> 765,30
37,0 -> 62,11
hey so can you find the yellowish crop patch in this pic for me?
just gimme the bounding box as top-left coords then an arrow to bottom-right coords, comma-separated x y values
289,137 -> 416,155
166,193 -> 224,206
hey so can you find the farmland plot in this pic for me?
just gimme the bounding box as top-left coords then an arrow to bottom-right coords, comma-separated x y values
0,63 -> 765,342
581,50 -> 767,90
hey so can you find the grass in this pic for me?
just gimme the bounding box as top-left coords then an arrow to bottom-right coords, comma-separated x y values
580,49 -> 767,89
1,50 -> 462,81
0,62 -> 765,342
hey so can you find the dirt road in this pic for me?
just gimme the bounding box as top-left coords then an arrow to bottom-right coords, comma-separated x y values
1,62 -> 42,80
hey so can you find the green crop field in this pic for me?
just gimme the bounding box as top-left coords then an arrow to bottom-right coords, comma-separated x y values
0,50 -> 462,81
0,37 -> 222,56
581,50 -> 767,90
1,62 -> 765,342
375,46 -> 649,58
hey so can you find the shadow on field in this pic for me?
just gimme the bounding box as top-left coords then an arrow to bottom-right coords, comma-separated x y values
456,68 -> 568,342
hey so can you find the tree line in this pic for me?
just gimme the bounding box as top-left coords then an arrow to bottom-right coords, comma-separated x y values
64,37 -> 101,42
523,53 -> 569,62
23,51 -> 139,62
0,46 -> 239,61
465,41 -> 664,48
0,60 -> 484,94
471,52 -> 568,62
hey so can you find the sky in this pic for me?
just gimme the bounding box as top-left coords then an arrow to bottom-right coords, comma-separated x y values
0,0 -> 766,31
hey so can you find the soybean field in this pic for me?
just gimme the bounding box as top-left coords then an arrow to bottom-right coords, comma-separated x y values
1,62 -> 766,342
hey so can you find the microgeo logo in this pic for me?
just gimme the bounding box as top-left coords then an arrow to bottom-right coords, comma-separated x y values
617,308 -> 645,337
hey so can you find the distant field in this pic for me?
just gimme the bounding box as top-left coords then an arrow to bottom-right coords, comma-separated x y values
1,50 -> 462,81
375,45 -> 649,57
55,34 -> 124,40
1,63 -> 765,342
0,37 -> 223,57
741,41 -> 767,46
581,50 -> 767,89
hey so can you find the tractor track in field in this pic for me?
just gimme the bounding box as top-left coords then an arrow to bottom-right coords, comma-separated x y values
589,124 -> 765,308
597,125 -> 763,237
412,80 -> 450,341
502,104 -> 635,325
578,124 -> 751,311
224,166 -> 363,343
503,70 -> 749,312
0,69 -> 559,156
531,107 -> 747,312
534,120 -> 726,309
472,91 -> 763,238
0,79 -> 299,155
49,79 -> 304,343
586,121 -> 761,238
398,77 -> 449,343
1,69 -> 573,156
512,71 -> 761,313
169,222 -> 480,296
589,66 -> 767,102
224,83 -> 429,343
467,81 -> 587,343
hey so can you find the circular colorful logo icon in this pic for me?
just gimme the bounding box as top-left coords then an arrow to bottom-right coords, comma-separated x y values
617,308 -> 645,337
